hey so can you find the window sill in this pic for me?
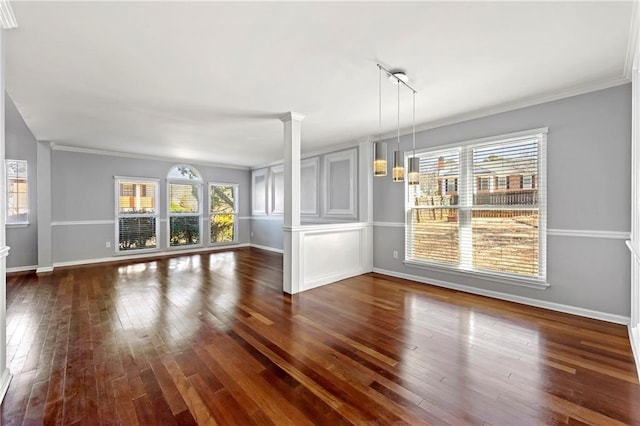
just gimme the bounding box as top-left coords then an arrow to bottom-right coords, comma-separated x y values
6,223 -> 30,228
168,244 -> 203,251
209,242 -> 239,247
115,248 -> 161,256
402,259 -> 549,290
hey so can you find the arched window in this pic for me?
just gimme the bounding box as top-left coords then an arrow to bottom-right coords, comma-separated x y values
167,165 -> 203,247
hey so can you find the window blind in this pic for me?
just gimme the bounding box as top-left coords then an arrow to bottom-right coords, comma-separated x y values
116,179 -> 158,251
406,132 -> 546,281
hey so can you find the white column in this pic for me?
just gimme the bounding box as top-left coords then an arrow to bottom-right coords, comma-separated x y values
0,1 -> 17,403
626,4 -> 640,380
280,112 -> 304,294
358,139 -> 374,273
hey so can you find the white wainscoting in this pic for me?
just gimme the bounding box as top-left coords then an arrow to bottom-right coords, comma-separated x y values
296,222 -> 372,292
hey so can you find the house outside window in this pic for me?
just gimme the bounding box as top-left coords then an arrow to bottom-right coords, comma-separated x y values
209,183 -> 238,244
115,177 -> 159,252
478,177 -> 490,191
6,160 -> 28,225
406,129 -> 547,282
497,176 -> 508,190
168,165 -> 203,247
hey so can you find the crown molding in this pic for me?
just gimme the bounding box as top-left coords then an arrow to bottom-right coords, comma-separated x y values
0,0 -> 17,30
49,143 -> 250,171
379,75 -> 630,142
625,0 -> 640,78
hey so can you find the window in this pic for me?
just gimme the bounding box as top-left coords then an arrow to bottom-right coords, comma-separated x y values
168,165 -> 202,247
115,177 -> 159,251
478,177 -> 490,191
497,176 -> 508,190
209,183 -> 238,244
444,178 -> 458,194
406,129 -> 546,282
6,160 -> 28,225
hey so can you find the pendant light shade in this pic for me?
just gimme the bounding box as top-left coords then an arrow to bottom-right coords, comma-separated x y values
374,142 -> 387,176
408,157 -> 420,185
392,150 -> 405,182
373,65 -> 387,176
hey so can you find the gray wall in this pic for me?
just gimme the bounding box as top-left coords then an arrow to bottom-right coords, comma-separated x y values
50,150 -> 251,263
5,94 -> 38,269
250,147 -> 360,251
374,84 -> 632,317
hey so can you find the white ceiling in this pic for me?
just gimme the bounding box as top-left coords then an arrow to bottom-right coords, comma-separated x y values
5,1 -> 634,168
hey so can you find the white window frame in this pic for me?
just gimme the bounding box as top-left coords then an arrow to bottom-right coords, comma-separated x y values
522,175 -> 534,189
478,177 -> 490,191
497,176 -> 508,190
6,159 -> 29,226
167,165 -> 203,249
114,176 -> 160,254
404,127 -> 548,289
208,182 -> 239,246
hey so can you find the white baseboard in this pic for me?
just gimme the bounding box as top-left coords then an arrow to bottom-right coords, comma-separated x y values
0,369 -> 11,403
36,266 -> 54,274
249,244 -> 284,254
7,265 -> 37,274
373,267 -> 630,325
302,268 -> 367,292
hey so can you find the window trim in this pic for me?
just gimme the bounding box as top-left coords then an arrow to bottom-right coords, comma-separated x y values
114,176 -> 161,255
404,127 -> 548,284
208,182 -> 239,246
167,165 -> 204,249
6,159 -> 29,226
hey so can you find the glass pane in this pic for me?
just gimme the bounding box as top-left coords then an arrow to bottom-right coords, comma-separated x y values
118,181 -> 157,214
210,185 -> 235,214
410,149 -> 460,207
169,184 -> 200,213
210,214 -> 235,243
119,217 -> 157,251
473,140 -> 537,206
169,216 -> 200,246
167,165 -> 202,181
471,209 -> 538,276
410,208 -> 459,265
6,160 -> 28,224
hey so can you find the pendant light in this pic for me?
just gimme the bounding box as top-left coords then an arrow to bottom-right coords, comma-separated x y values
392,79 -> 404,182
407,91 -> 420,185
373,66 -> 387,176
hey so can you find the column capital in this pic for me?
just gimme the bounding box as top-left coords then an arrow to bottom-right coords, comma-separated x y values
279,112 -> 305,123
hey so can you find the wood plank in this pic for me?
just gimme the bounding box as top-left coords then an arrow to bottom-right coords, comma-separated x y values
3,248 -> 640,425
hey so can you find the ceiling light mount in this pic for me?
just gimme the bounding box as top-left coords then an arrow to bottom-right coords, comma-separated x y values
377,64 -> 417,92
389,71 -> 408,85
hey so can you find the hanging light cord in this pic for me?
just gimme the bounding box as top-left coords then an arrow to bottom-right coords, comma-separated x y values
397,79 -> 400,149
412,91 -> 416,157
378,66 -> 381,141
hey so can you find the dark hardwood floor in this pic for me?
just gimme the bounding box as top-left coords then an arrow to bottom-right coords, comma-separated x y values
2,247 -> 639,425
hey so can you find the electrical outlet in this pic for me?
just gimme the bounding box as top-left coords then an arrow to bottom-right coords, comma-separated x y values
393,250 -> 398,259
250,231 -> 254,237
106,242 -> 111,248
